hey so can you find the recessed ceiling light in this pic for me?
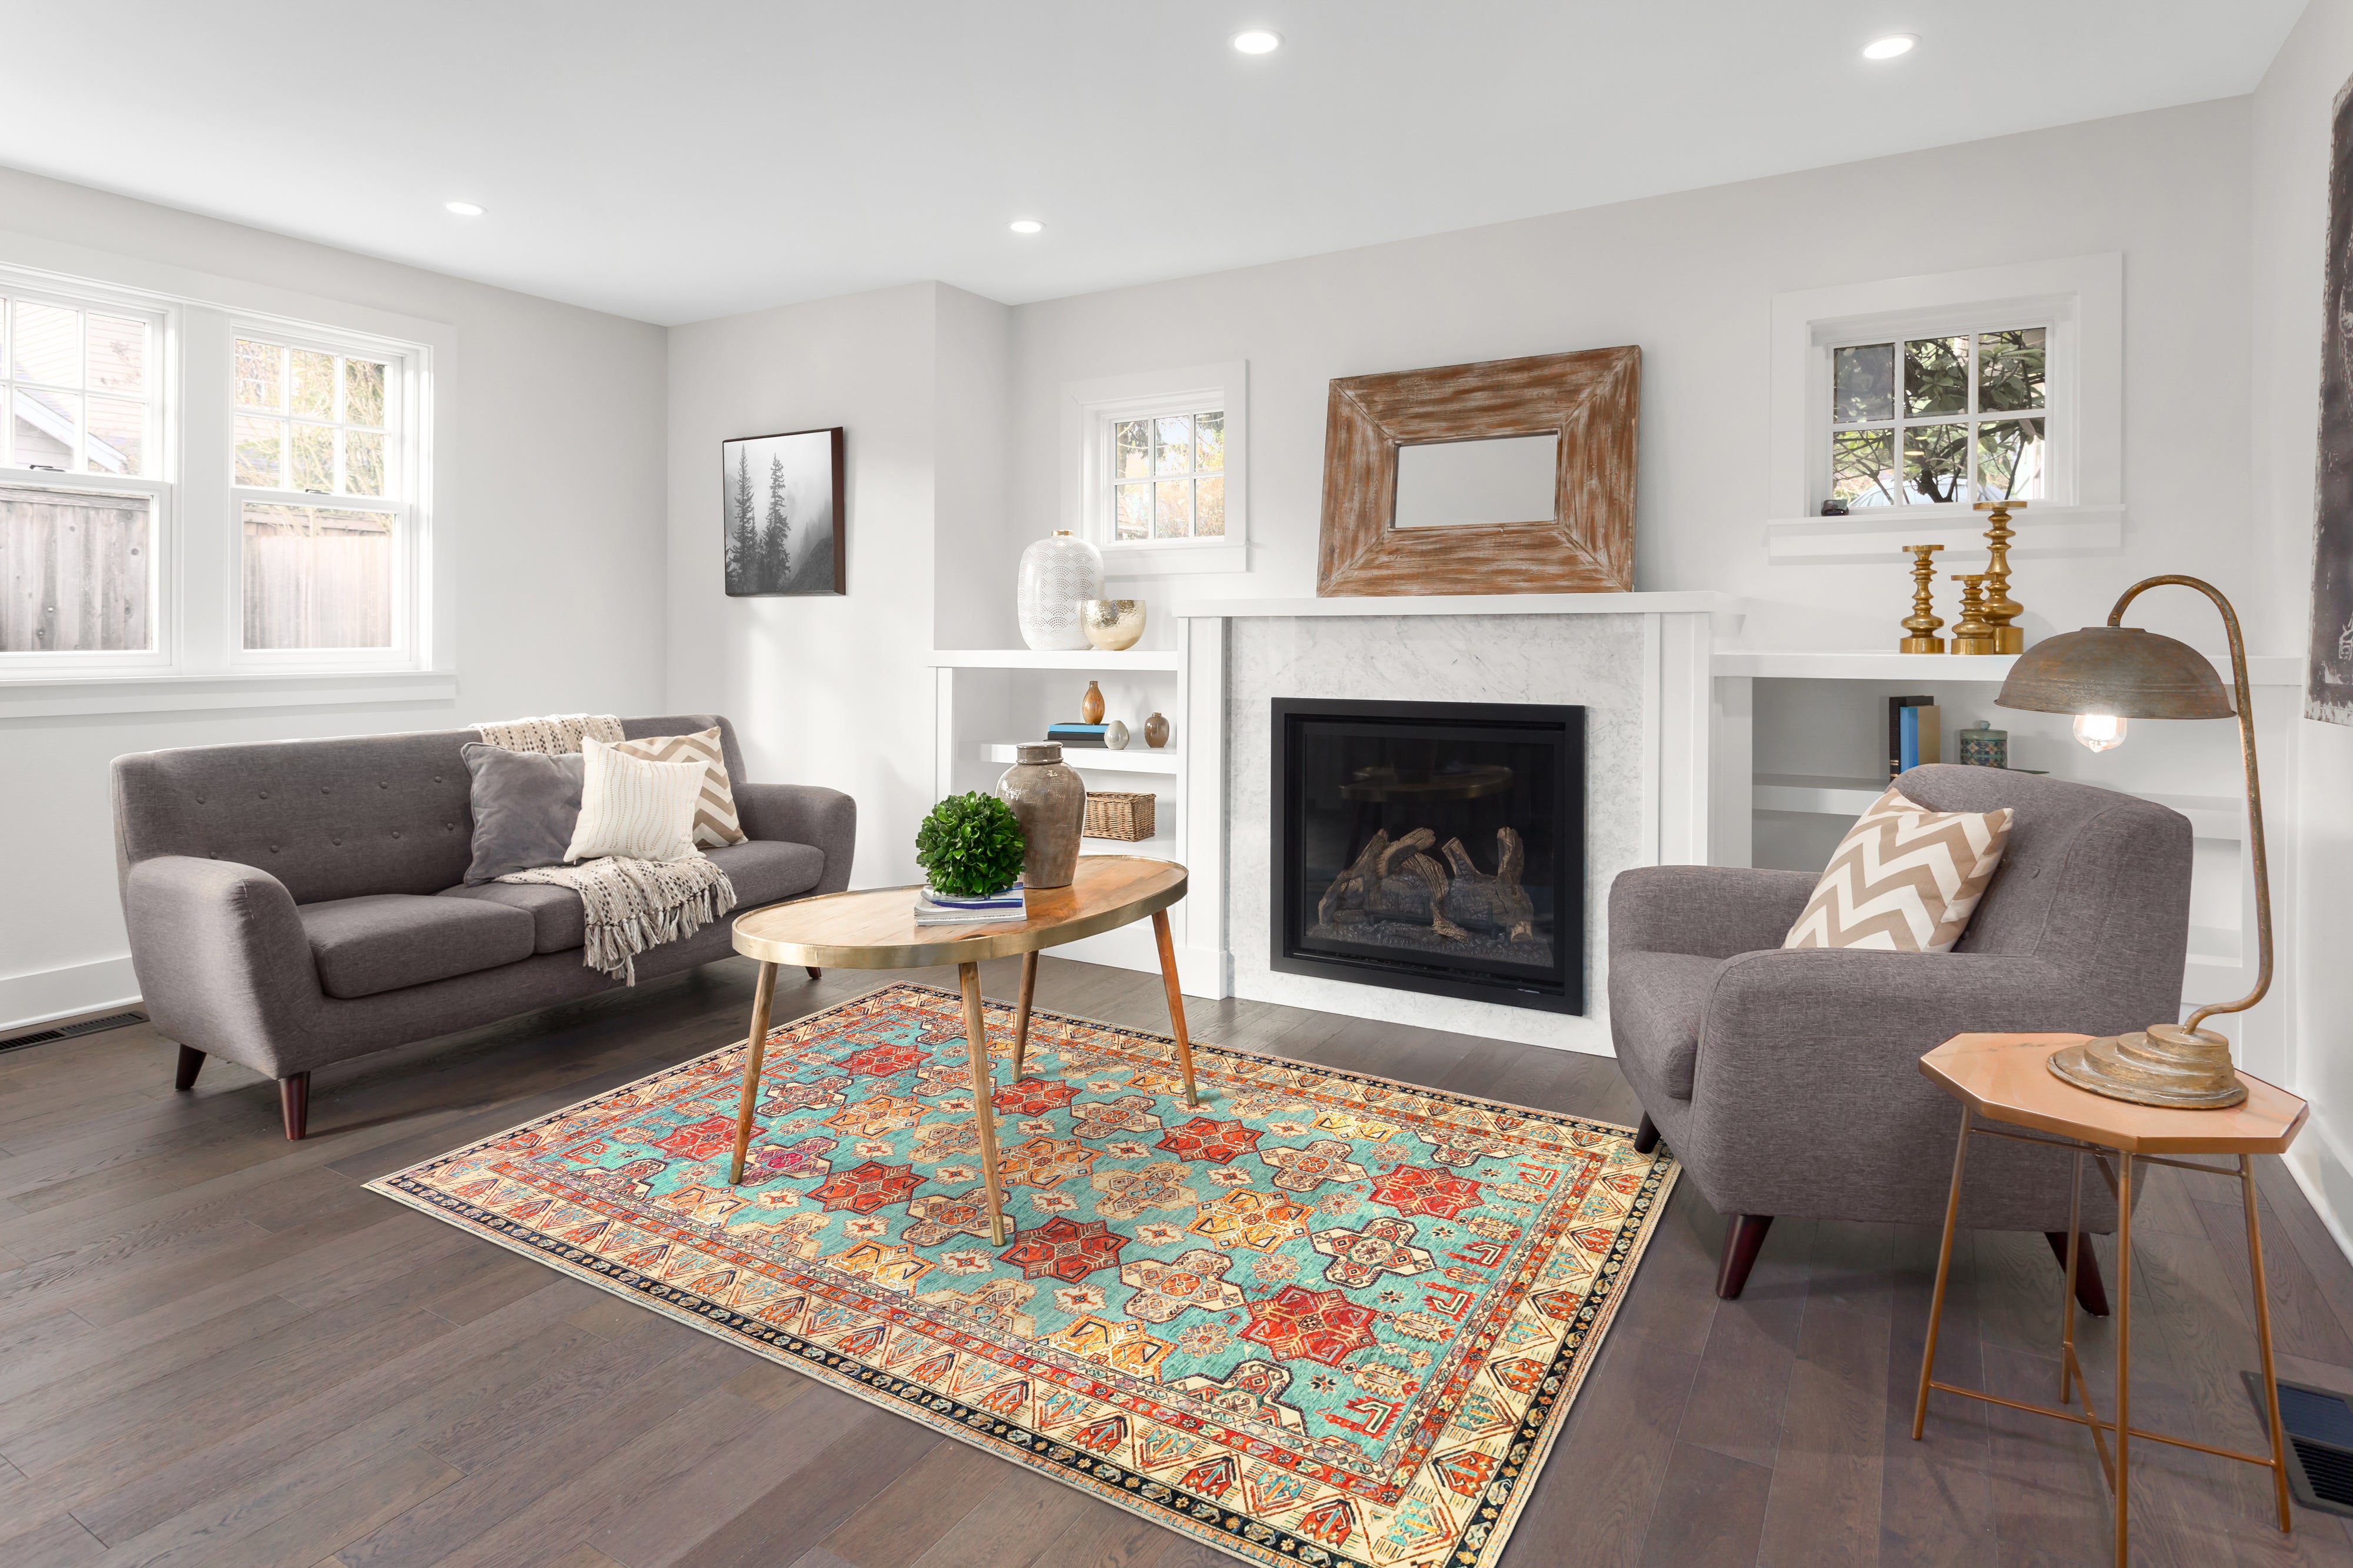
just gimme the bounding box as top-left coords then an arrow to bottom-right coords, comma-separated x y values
1232,29 -> 1283,55
445,201 -> 485,216
1009,218 -> 1044,235
1862,34 -> 1916,60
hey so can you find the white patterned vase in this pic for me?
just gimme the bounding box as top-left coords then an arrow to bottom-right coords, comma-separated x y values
1017,531 -> 1105,651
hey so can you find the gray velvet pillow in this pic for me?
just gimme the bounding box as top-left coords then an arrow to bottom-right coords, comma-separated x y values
460,743 -> 586,884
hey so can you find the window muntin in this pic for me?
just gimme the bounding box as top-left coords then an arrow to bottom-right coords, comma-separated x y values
233,336 -> 391,499
1111,408 -> 1224,541
1828,327 -> 2046,508
1,294 -> 153,478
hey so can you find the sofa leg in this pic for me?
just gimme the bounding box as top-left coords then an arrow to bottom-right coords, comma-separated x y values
1632,1113 -> 1659,1155
805,967 -> 822,980
278,1073 -> 310,1141
174,1045 -> 205,1092
2044,1230 -> 2112,1317
1716,1214 -> 1774,1299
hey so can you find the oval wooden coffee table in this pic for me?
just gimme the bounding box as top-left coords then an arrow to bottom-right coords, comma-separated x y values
726,855 -> 1195,1245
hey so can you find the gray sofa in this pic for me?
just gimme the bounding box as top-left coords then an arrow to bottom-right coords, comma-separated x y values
112,714 -> 854,1139
1609,764 -> 2191,1305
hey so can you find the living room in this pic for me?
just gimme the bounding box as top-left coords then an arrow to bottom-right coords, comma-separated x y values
5,4 -> 2353,1564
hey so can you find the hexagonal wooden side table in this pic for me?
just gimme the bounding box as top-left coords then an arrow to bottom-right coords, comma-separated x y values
1911,1032 -> 2310,1568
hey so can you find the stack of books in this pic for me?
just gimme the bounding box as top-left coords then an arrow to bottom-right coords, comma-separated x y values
912,883 -> 1029,926
1888,695 -> 1941,778
1046,723 -> 1108,749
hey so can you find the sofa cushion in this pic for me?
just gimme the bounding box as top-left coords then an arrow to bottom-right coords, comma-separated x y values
1608,949 -> 1724,1101
434,840 -> 825,956
298,893 -> 536,999
438,881 -> 587,953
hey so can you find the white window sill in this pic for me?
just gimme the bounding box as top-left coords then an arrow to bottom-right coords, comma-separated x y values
1098,538 -> 1249,578
0,669 -> 458,719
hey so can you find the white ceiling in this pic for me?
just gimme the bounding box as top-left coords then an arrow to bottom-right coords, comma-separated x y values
0,1 -> 2304,325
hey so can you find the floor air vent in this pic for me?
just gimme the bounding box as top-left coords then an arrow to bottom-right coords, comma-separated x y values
2246,1372 -> 2353,1516
0,1010 -> 148,1055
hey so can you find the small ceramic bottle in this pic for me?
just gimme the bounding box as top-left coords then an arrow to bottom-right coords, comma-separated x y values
1143,712 -> 1170,749
1081,680 -> 1105,724
1105,719 -> 1130,750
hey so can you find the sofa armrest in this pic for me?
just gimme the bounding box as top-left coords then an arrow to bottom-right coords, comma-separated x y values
735,782 -> 857,896
1608,865 -> 1815,960
122,855 -> 322,1077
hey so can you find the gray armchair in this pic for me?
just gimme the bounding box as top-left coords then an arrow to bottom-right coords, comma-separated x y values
1609,764 -> 2194,1303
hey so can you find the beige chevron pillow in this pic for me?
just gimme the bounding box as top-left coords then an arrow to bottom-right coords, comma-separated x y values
1784,787 -> 2014,953
610,727 -> 745,848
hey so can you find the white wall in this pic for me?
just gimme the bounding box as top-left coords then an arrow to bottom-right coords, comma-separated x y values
1005,100 -> 2258,661
0,166 -> 668,1030
2253,0 -> 2353,1256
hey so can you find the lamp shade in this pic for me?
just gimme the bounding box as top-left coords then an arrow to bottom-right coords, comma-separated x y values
1994,625 -> 2234,719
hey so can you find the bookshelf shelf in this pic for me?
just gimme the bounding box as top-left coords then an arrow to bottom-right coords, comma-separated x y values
978,742 -> 1180,775
1752,773 -> 2243,842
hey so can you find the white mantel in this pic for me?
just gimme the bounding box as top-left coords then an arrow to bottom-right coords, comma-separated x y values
1175,590 -> 1742,619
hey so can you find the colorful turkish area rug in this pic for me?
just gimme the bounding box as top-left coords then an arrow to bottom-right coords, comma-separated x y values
368,983 -> 1677,1568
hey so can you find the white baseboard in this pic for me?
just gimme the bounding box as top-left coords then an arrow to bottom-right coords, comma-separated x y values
1,955 -> 141,1035
2282,1112 -> 2353,1270
1049,928 -> 1230,999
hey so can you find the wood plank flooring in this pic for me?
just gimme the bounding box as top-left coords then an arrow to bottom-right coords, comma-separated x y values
2,956 -> 2350,1566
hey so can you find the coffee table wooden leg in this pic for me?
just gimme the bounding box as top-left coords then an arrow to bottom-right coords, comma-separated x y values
1013,950 -> 1038,1082
728,961 -> 778,1185
1151,909 -> 1198,1107
1912,1106 -> 1973,1441
959,960 -> 1009,1246
2241,1153 -> 2294,1532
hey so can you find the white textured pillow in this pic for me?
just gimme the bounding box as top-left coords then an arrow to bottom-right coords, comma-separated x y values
565,738 -> 706,863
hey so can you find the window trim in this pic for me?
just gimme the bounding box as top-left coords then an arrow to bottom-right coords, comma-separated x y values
1059,360 -> 1248,576
1768,253 -> 2121,526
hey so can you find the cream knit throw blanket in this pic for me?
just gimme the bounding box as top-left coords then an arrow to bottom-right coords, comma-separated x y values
471,714 -> 736,985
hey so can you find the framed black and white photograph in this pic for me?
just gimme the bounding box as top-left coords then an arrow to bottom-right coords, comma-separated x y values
721,426 -> 844,596
2308,78 -> 2353,725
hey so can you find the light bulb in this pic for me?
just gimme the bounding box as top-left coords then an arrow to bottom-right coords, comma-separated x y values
2073,713 -> 2128,752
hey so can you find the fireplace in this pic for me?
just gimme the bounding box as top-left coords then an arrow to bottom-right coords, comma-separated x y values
1271,698 -> 1585,1015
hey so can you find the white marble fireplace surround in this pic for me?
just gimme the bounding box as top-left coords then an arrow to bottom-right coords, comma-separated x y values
1172,592 -> 1736,1056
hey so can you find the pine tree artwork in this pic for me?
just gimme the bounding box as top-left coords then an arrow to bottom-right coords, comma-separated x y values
719,427 -> 845,596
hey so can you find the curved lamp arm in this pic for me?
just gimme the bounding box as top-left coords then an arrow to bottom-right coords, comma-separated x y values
2108,575 -> 2271,1033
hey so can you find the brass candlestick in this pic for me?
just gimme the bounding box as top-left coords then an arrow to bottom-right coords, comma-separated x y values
1949,575 -> 1997,655
1901,545 -> 1947,652
1974,499 -> 2026,654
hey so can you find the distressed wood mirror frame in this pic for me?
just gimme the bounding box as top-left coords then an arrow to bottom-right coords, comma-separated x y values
1315,345 -> 1641,596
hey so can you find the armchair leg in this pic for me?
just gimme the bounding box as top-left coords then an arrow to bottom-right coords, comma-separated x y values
278,1073 -> 310,1141
805,968 -> 822,980
2044,1229 -> 2112,1317
1716,1214 -> 1774,1299
174,1045 -> 205,1092
1632,1113 -> 1659,1155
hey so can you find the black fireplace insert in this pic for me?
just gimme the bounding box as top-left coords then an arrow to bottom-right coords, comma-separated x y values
1271,697 -> 1585,1015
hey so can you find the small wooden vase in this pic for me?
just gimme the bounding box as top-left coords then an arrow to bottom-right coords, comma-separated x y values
1080,680 -> 1105,724
1143,712 -> 1170,749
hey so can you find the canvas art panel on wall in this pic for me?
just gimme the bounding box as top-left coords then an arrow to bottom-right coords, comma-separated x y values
2308,79 -> 2353,725
722,426 -> 845,596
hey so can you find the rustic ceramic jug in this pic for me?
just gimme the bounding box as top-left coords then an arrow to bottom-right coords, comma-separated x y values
997,742 -> 1085,888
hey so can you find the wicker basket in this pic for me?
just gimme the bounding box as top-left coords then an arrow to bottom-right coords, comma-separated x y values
1083,791 -> 1156,842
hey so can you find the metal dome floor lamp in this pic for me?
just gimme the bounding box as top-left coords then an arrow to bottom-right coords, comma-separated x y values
1995,575 -> 2269,1109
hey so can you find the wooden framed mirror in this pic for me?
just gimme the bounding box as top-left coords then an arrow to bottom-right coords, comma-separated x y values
1315,345 -> 1639,596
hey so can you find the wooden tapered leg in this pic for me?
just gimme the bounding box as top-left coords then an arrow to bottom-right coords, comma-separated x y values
1632,1113 -> 1658,1155
278,1073 -> 309,1141
2113,1153 -> 2133,1568
174,1045 -> 205,1092
1150,909 -> 1198,1107
727,962 -> 778,1185
959,962 -> 1009,1246
2243,1153 -> 2294,1532
1714,1214 -> 1773,1298
1913,1107 -> 1975,1440
2045,1228 -> 2111,1318
805,967 -> 822,980
1012,950 -> 1039,1082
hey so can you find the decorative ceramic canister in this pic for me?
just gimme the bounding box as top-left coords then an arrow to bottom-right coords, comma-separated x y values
1143,712 -> 1170,749
997,742 -> 1085,888
1080,598 -> 1146,652
1017,531 -> 1105,651
1958,720 -> 2008,769
1105,719 -> 1129,750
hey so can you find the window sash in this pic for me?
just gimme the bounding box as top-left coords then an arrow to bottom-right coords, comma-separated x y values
1821,322 -> 2053,509
1104,407 -> 1225,542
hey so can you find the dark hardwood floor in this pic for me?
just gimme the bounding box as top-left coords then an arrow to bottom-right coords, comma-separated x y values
3,956 -> 2351,1567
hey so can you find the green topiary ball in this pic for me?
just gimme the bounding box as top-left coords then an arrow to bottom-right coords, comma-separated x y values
915,792 -> 1028,899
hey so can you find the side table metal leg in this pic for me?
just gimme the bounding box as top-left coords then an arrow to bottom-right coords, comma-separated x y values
728,962 -> 778,1185
2242,1153 -> 2294,1532
2061,1150 -> 2085,1404
960,961 -> 1009,1246
2112,1153 -> 2134,1568
1914,1107 -> 1975,1442
1012,950 -> 1038,1082
1151,909 -> 1199,1107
